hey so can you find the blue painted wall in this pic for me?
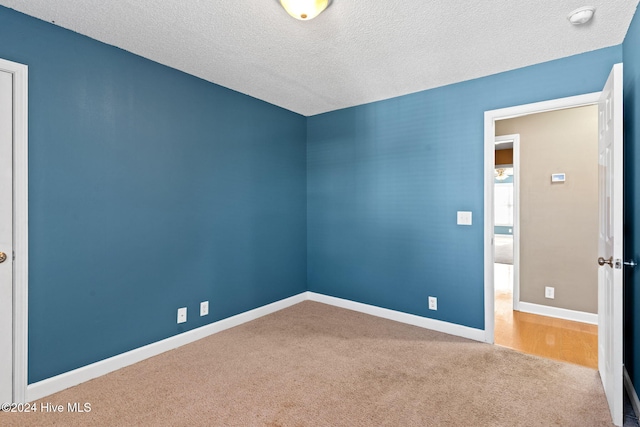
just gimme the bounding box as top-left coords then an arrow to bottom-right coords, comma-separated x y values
0,7 -> 307,383
623,5 -> 640,396
307,47 -> 622,329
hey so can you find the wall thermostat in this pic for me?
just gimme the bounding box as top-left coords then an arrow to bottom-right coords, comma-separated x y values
551,173 -> 566,183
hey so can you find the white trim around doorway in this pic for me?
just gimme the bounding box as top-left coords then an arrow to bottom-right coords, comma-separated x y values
494,133 -> 520,311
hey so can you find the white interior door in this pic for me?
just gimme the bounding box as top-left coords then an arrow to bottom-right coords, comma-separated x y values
597,62 -> 623,427
0,69 -> 14,403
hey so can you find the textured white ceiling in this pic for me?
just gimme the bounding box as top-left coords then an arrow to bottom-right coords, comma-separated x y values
1,1 -> 638,116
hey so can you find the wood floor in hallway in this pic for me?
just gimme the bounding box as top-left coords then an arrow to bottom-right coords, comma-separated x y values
494,265 -> 598,369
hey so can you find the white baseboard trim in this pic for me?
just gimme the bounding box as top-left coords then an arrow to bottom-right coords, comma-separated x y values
26,292 -> 307,402
27,291 -> 490,402
517,301 -> 598,325
624,366 -> 640,419
306,292 -> 485,342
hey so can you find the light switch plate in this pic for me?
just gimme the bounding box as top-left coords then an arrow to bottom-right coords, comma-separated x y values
457,211 -> 472,225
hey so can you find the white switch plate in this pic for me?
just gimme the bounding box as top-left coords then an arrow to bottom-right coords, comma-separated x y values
177,307 -> 187,323
545,287 -> 555,299
200,301 -> 209,316
428,296 -> 437,310
457,211 -> 472,225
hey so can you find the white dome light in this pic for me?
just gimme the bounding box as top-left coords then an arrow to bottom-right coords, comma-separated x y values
280,0 -> 330,21
567,6 -> 596,25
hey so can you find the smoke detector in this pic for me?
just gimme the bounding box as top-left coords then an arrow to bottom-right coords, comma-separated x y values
568,6 -> 595,25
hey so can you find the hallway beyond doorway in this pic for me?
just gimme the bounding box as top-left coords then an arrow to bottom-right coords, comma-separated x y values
494,264 -> 598,369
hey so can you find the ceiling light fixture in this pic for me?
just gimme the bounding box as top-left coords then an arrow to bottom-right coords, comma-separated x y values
495,168 -> 513,181
280,0 -> 331,21
567,6 -> 595,25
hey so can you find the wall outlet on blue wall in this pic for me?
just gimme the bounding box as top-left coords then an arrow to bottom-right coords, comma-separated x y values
177,307 -> 187,323
200,301 -> 209,316
428,296 -> 438,310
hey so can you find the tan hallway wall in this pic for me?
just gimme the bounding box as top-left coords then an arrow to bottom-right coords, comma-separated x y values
496,105 -> 598,314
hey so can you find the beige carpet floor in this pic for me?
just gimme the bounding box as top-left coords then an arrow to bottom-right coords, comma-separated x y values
1,301 -> 613,426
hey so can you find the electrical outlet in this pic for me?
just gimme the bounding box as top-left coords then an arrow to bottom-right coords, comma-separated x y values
177,307 -> 187,324
200,301 -> 209,316
428,296 -> 438,310
545,287 -> 555,299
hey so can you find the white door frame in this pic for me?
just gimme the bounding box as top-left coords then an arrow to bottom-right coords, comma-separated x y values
0,57 -> 28,403
483,92 -> 599,344
494,134 -> 520,310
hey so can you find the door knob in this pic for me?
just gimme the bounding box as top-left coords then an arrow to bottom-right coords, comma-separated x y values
0,252 -> 6,263
598,256 -> 613,267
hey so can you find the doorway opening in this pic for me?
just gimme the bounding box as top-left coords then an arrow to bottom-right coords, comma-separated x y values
491,108 -> 600,369
484,93 -> 601,368
485,63 -> 625,427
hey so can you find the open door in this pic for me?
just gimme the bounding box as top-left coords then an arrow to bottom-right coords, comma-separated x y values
0,66 -> 13,404
597,62 -> 623,427
0,58 -> 28,404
